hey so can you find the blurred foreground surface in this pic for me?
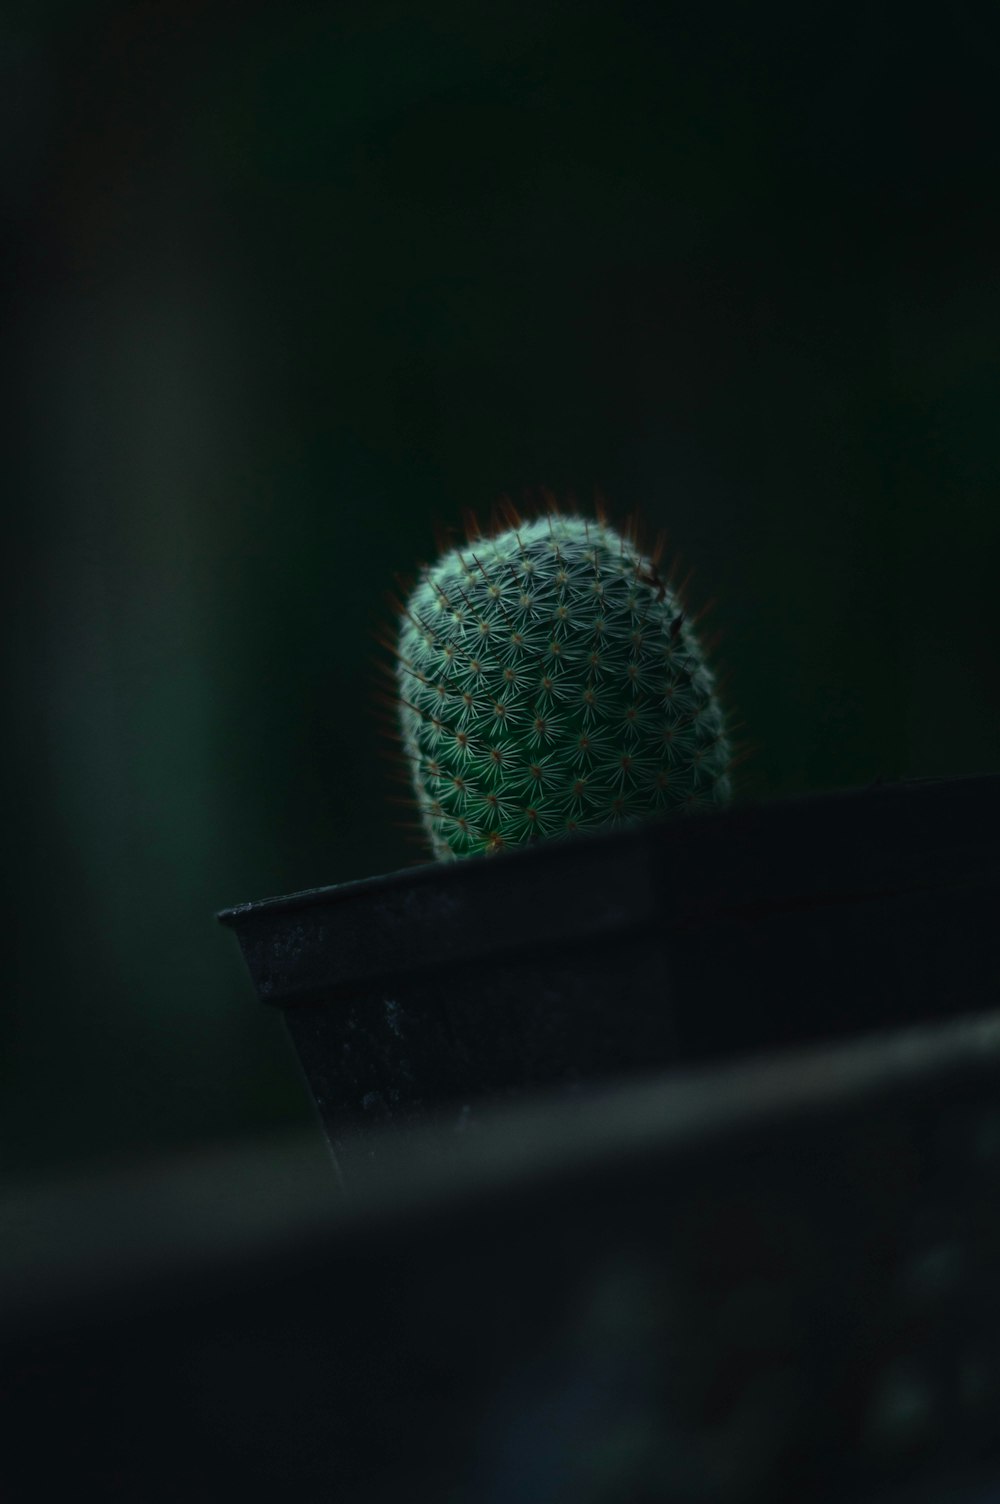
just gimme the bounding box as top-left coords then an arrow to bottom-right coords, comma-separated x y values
4,1011 -> 1000,1503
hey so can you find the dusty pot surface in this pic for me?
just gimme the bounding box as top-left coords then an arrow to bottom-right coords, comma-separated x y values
218,774 -> 1000,1180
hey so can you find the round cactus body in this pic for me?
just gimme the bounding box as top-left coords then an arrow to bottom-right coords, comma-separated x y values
394,511 -> 734,860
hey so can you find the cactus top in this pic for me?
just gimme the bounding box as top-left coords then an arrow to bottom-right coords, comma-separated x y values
396,512 -> 732,859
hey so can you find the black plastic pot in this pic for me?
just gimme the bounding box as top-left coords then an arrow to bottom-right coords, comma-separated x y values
218,774 -> 1000,1181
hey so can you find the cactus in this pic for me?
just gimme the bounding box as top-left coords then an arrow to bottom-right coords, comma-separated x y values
386,501 -> 737,860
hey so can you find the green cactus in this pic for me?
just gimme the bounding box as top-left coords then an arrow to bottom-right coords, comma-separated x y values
388,502 -> 737,860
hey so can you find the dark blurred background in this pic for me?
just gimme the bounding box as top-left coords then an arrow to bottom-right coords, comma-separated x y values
3,0 -> 998,1182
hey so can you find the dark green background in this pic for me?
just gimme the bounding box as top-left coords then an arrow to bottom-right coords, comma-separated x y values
4,1 -> 998,1178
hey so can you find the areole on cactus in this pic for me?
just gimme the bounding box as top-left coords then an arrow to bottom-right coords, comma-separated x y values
379,495 -> 740,860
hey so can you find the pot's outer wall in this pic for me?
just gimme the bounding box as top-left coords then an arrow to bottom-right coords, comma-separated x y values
219,776 -> 1000,1173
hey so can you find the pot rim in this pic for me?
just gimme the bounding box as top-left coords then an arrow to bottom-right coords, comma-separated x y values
216,773 -> 992,927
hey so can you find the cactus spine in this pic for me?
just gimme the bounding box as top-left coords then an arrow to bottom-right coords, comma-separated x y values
391,504 -> 735,860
